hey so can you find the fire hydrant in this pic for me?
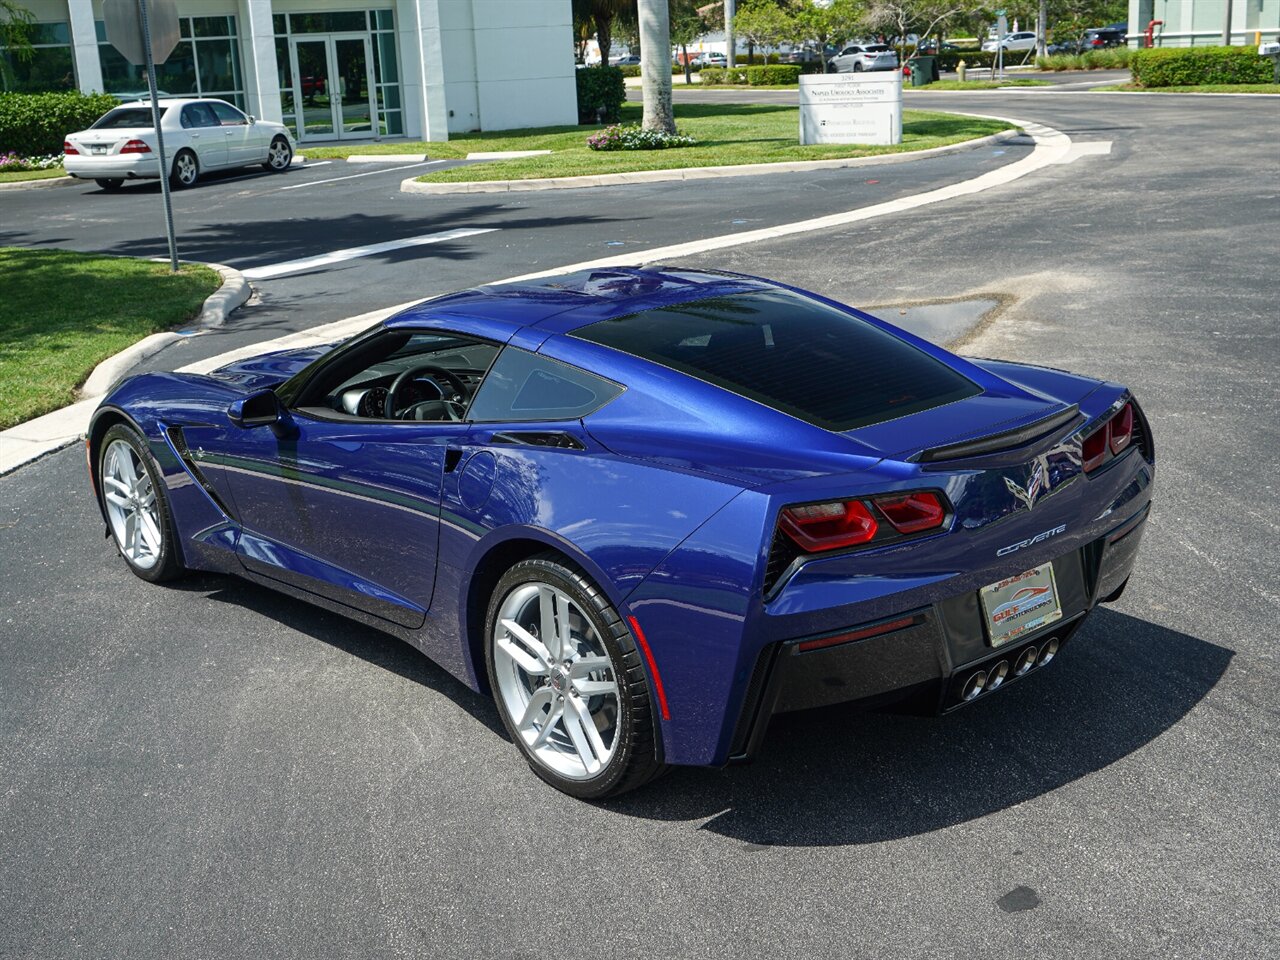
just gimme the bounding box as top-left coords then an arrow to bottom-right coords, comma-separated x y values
957,59 -> 967,82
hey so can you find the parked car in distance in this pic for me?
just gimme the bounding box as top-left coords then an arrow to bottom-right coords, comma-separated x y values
982,31 -> 1038,52
783,45 -> 836,63
85,267 -> 1155,799
1083,26 -> 1128,48
829,43 -> 899,73
690,51 -> 727,67
63,98 -> 295,191
608,54 -> 641,67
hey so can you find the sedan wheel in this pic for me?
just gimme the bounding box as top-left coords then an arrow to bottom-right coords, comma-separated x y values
264,136 -> 292,172
98,424 -> 185,583
171,150 -> 198,189
487,555 -> 664,798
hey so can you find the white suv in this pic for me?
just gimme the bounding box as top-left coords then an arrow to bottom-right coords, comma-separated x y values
982,31 -> 1038,52
828,44 -> 899,73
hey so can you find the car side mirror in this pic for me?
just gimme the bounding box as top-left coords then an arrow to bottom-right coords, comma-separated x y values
248,115 -> 256,124
228,389 -> 293,437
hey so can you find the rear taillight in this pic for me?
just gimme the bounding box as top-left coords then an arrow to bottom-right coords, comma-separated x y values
120,139 -> 152,154
63,140 -> 78,155
780,500 -> 878,552
875,491 -> 946,534
778,490 -> 948,554
1081,401 -> 1138,473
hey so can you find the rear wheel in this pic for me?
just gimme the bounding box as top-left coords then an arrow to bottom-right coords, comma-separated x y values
486,555 -> 664,799
98,424 -> 185,583
263,136 -> 292,172
95,178 -> 123,191
170,149 -> 199,189
853,61 -> 864,72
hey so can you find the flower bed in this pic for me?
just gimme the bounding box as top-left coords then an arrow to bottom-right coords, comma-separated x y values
587,124 -> 697,151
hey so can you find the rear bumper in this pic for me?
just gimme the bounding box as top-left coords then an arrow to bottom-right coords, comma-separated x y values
728,506 -> 1149,761
65,155 -> 162,180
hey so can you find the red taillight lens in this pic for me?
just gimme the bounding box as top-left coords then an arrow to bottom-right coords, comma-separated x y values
1081,425 -> 1108,472
874,491 -> 946,534
780,499 -> 878,552
63,139 -> 78,155
1109,402 -> 1133,455
120,139 -> 152,154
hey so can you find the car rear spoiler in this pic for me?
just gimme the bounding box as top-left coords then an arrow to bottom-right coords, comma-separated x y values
909,404 -> 1082,464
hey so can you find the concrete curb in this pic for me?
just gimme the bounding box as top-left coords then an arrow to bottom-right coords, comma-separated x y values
0,262 -> 250,476
0,174 -> 77,192
400,128 -> 1022,195
0,114 -> 1069,478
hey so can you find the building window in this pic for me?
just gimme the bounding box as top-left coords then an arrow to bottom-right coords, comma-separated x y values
273,10 -> 401,139
1,22 -> 76,93
95,16 -> 244,109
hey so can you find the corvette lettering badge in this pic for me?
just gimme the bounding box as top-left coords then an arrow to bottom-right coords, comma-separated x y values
997,524 -> 1067,557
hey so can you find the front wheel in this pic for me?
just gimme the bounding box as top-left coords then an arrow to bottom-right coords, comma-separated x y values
98,423 -> 185,583
486,555 -> 665,799
170,149 -> 199,189
263,136 -> 292,172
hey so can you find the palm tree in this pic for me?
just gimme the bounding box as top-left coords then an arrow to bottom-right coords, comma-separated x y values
638,0 -> 675,134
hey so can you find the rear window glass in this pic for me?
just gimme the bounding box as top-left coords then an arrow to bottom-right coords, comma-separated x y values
92,108 -> 155,129
865,44 -> 890,51
572,291 -> 981,432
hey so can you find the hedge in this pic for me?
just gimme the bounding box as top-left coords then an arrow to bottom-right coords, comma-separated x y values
575,66 -> 625,124
1036,48 -> 1133,71
618,64 -> 688,77
699,64 -> 803,85
1130,45 -> 1272,87
0,91 -> 120,156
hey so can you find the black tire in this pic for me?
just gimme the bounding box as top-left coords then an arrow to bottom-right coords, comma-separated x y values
263,135 -> 293,172
97,423 -> 186,583
485,554 -> 665,799
95,178 -> 123,191
853,61 -> 864,72
170,149 -> 199,189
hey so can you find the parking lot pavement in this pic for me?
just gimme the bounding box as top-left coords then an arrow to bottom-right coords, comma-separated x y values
2,93 -> 1278,959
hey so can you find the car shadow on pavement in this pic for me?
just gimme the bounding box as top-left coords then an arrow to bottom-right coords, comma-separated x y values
609,608 -> 1232,847
172,572 -> 506,739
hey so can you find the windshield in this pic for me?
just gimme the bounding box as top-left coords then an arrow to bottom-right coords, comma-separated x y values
91,107 -> 157,130
572,290 -> 981,431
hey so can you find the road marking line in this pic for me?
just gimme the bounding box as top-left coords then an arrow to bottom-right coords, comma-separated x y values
279,160 -> 445,191
239,227 -> 499,280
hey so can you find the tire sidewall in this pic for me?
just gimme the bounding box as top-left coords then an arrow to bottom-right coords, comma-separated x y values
268,136 -> 292,171
98,423 -> 183,583
484,557 -> 644,800
171,150 -> 198,188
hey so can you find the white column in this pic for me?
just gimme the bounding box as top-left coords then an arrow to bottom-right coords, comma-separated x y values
238,0 -> 282,123
397,0 -> 449,141
66,0 -> 102,93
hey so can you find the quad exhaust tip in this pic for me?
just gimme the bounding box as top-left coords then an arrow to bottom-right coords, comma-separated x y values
961,638 -> 1060,703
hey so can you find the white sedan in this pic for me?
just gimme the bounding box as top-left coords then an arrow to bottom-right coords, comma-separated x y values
982,31 -> 1038,52
63,98 -> 295,191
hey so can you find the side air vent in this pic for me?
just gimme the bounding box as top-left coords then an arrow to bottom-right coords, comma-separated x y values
167,426 -> 236,519
490,431 -> 585,450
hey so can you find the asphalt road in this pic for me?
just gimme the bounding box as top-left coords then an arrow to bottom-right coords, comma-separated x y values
2,89 -> 1279,959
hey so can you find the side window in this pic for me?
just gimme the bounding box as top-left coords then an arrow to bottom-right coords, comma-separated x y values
181,105 -> 197,129
209,101 -> 247,126
468,348 -> 623,423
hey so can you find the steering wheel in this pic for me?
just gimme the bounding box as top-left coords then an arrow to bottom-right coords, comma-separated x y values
386,364 -> 469,421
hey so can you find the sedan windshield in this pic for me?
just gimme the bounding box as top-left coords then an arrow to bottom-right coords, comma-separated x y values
573,290 -> 981,431
92,108 -> 158,129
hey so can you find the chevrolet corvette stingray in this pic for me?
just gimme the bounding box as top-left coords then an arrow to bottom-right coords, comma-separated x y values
87,268 -> 1154,798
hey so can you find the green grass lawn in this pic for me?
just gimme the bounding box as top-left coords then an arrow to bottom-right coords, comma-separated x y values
0,168 -> 68,184
302,103 -> 1013,183
0,249 -> 221,428
1093,82 -> 1280,93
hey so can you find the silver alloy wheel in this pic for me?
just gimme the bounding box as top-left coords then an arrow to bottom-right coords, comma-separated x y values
493,582 -> 620,780
174,152 -> 197,185
268,138 -> 291,170
102,439 -> 162,570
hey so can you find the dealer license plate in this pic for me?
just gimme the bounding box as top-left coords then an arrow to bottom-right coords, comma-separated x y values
980,563 -> 1063,647
90,146 -> 107,155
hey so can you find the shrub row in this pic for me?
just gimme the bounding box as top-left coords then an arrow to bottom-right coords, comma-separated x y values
698,65 -> 804,85
575,66 -> 626,125
0,90 -> 119,156
617,64 -> 687,77
1130,45 -> 1272,86
1036,48 -> 1133,70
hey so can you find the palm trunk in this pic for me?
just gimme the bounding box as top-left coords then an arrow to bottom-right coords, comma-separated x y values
596,17 -> 612,65
638,0 -> 674,133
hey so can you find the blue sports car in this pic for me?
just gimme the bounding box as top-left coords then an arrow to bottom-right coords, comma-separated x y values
87,268 -> 1154,798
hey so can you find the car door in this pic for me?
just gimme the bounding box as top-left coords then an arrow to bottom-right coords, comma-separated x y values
186,329 -> 503,628
179,102 -> 227,170
208,100 -> 256,166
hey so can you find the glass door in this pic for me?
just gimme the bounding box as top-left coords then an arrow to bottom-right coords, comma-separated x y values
289,34 -> 379,141
291,38 -> 334,139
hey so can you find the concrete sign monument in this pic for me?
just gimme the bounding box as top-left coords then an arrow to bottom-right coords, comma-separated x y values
798,73 -> 902,146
